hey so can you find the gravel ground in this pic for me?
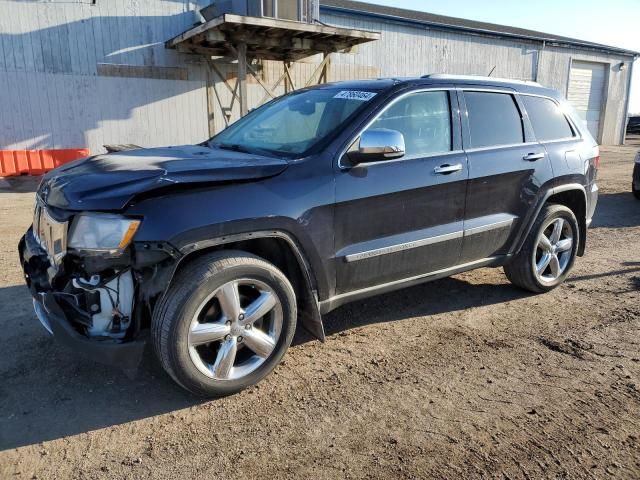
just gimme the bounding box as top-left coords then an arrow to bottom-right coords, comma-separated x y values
0,139 -> 639,479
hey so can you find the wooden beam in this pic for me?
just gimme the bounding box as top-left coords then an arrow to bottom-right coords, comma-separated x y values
305,54 -> 331,87
211,81 -> 229,129
207,60 -> 238,99
165,15 -> 226,48
321,52 -> 331,83
284,62 -> 295,92
176,45 -> 229,57
237,42 -> 249,117
220,14 -> 381,41
205,62 -> 216,136
245,62 -> 276,99
259,68 -> 287,105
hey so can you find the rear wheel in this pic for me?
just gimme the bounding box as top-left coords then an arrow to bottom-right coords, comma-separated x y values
152,251 -> 297,397
504,204 -> 579,293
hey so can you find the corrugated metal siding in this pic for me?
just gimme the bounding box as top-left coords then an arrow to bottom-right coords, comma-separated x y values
0,0 -> 209,153
0,1 -> 632,148
320,12 -> 537,80
320,11 -> 633,145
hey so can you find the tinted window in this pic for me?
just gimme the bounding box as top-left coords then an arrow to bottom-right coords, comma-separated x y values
522,95 -> 575,141
465,92 -> 524,148
367,91 -> 452,156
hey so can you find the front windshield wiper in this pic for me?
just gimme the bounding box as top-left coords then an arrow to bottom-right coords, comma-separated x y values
213,143 -> 256,154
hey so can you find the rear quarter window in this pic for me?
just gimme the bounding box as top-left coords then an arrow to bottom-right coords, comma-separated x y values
521,95 -> 575,141
464,92 -> 524,148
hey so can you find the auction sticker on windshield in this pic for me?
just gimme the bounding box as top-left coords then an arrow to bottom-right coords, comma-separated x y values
333,91 -> 377,101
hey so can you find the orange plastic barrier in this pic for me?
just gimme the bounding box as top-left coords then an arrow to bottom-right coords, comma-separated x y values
0,149 -> 89,177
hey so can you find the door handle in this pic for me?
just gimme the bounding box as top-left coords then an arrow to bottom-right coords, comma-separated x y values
434,163 -> 463,175
523,152 -> 545,161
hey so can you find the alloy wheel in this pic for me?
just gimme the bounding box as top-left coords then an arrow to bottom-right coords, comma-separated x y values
187,278 -> 283,380
533,217 -> 573,284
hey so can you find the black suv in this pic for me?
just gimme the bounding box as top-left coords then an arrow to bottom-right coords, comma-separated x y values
19,75 -> 599,397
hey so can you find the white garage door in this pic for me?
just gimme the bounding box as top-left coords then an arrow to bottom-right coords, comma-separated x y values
567,61 -> 607,141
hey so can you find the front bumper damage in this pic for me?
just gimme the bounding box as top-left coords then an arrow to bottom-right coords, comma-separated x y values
31,293 -> 147,371
19,226 -> 179,371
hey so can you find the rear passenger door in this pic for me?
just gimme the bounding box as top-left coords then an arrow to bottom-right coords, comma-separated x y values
459,89 -> 554,263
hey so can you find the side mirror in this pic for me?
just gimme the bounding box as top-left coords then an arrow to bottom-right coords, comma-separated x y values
348,128 -> 405,165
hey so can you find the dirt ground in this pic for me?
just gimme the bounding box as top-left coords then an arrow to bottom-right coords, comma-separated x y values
0,140 -> 639,479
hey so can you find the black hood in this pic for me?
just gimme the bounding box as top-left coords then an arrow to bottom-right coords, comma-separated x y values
38,145 -> 289,211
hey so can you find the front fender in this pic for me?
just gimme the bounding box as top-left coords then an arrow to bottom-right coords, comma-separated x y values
154,227 -> 327,341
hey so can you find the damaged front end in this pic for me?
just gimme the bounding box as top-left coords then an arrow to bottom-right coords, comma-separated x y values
19,200 -> 179,372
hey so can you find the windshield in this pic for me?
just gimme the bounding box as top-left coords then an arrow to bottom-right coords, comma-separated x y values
208,88 -> 379,157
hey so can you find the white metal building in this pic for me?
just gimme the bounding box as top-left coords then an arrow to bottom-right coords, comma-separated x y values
0,0 -> 636,156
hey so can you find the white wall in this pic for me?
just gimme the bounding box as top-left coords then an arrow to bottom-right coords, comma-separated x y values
0,0 -> 209,153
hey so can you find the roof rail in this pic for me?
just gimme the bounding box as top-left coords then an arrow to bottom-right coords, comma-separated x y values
422,73 -> 542,86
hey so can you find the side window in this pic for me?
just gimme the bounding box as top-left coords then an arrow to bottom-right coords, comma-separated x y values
521,95 -> 576,141
465,92 -> 524,148
366,91 -> 452,157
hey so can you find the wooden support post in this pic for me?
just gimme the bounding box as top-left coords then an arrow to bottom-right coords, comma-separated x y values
304,53 -> 331,87
321,52 -> 331,83
284,62 -> 293,93
237,42 -> 249,117
258,69 -> 287,106
205,59 -> 216,136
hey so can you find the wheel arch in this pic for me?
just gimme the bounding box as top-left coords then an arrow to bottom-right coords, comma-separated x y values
515,183 -> 587,257
169,230 -> 325,341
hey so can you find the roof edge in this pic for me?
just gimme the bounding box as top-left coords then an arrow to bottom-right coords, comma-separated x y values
320,3 -> 640,57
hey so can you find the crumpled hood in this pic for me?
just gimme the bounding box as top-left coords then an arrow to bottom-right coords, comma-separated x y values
39,145 -> 289,211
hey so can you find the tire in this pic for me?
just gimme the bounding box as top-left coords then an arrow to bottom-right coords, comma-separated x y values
152,250 -> 297,397
504,204 -> 579,293
633,184 -> 640,200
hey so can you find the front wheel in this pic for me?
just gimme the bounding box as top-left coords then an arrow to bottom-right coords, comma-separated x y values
504,204 -> 579,293
152,251 -> 297,397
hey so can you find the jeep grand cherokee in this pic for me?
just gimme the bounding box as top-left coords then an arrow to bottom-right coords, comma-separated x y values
19,75 -> 599,397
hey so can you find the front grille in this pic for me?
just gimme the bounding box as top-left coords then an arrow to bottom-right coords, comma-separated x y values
33,203 -> 68,265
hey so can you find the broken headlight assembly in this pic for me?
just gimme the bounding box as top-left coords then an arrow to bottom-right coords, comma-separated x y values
68,213 -> 141,253
65,213 -> 141,338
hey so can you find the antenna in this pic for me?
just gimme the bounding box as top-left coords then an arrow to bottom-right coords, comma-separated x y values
487,66 -> 496,77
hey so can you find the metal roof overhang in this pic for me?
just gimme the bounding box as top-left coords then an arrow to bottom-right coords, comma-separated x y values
165,13 -> 380,61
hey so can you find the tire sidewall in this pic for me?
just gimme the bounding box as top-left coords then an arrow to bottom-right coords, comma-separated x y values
167,262 -> 296,396
529,206 -> 579,291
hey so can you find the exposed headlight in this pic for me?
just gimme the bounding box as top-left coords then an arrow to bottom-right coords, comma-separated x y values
68,213 -> 140,251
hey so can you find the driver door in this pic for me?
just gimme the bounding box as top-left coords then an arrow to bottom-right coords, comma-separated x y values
333,88 -> 468,295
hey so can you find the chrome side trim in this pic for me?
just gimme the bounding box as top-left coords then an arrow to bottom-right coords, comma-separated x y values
464,218 -> 515,236
464,141 -> 538,153
540,137 -> 580,145
344,230 -> 463,263
320,256 -> 504,314
342,215 -> 515,263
